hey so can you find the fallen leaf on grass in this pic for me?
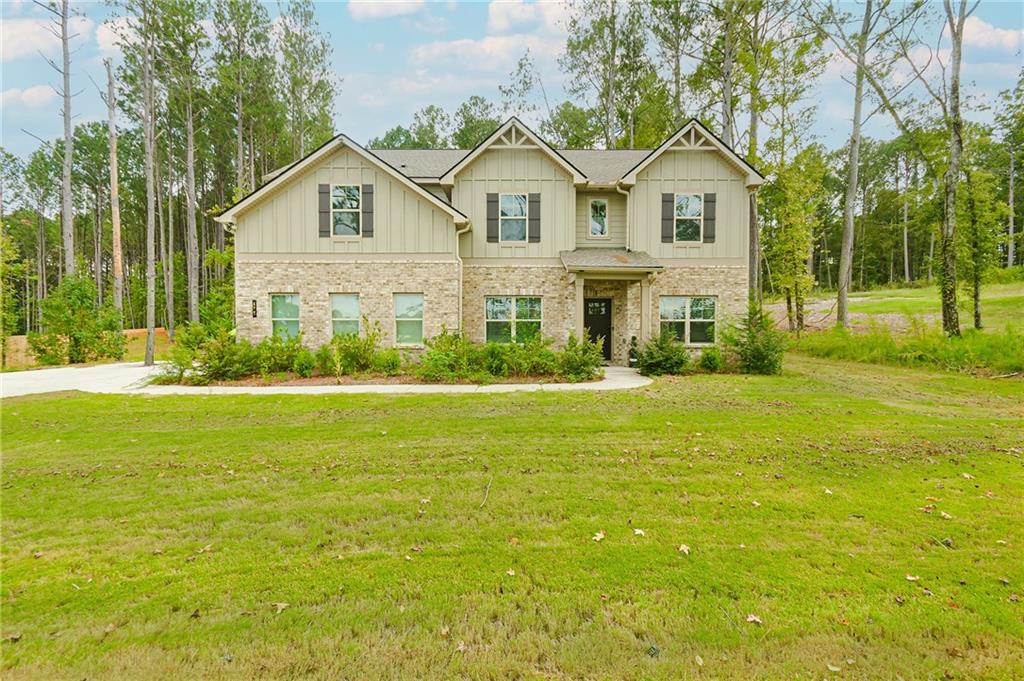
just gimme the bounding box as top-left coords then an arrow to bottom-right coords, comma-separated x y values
190,609 -> 200,619
592,530 -> 605,542
906,575 -> 920,582
962,473 -> 975,479
746,614 -> 762,625
695,655 -> 704,667
827,663 -> 841,672
506,569 -> 515,577
939,511 -> 952,519
32,552 -> 42,559
751,500 -> 761,507
824,488 -> 833,495
404,555 -> 412,561
634,528 -> 645,537
508,537 -> 519,546
895,595 -> 905,605
920,505 -> 935,513
1009,594 -> 1020,603
6,634 -> 21,643
272,602 -> 289,614
456,640 -> 467,653
678,544 -> 690,555
420,498 -> 431,505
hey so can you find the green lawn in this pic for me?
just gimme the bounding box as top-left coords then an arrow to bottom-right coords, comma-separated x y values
2,356 -> 1022,680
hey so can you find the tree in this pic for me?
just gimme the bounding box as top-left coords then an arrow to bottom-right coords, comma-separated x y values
278,0 -> 335,159
71,122 -> 109,305
649,0 -> 693,126
103,60 -> 125,314
23,144 -> 61,329
366,126 -> 416,150
562,0 -> 624,148
409,105 -> 452,148
452,97 -> 500,149
36,0 -> 77,277
539,102 -> 602,148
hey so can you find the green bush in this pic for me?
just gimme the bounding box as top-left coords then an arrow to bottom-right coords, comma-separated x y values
637,334 -> 691,376
699,346 -> 724,373
27,276 -> 125,365
793,322 -> 1024,375
314,343 -> 334,376
415,328 -> 477,382
480,336 -> 559,377
257,333 -> 304,375
292,347 -> 317,378
372,348 -> 402,376
558,333 -> 605,382
328,318 -> 385,377
723,299 -> 786,375
191,329 -> 259,384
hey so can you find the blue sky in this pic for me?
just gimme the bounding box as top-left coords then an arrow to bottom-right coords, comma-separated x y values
1,0 -> 1022,160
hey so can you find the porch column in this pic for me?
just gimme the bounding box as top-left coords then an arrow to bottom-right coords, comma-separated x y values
640,275 -> 652,342
574,274 -> 585,339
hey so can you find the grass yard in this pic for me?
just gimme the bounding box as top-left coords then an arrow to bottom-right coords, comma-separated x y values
2,356 -> 1022,679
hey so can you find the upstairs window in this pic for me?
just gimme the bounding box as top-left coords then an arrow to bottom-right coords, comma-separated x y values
589,199 -> 608,238
674,193 -> 702,242
330,293 -> 360,337
332,184 -> 361,237
485,296 -> 541,343
659,296 -> 716,345
499,193 -> 528,242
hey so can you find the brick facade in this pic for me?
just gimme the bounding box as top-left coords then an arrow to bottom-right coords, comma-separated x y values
235,259 -> 459,349
236,259 -> 748,364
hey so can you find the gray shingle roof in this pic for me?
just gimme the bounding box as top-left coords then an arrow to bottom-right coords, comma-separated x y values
560,248 -> 663,272
365,148 -> 653,184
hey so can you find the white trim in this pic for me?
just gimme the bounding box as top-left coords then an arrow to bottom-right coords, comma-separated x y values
672,192 -> 703,245
588,198 -> 610,239
440,117 -> 586,186
217,135 -> 469,225
498,192 -> 529,244
621,119 -> 764,188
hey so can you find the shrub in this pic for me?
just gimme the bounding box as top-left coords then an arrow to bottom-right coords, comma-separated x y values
314,343 -> 334,376
558,333 -> 604,382
699,346 -> 724,373
27,275 -> 125,365
292,347 -> 317,378
372,348 -> 402,376
329,318 -> 385,377
415,328 -> 476,382
723,299 -> 786,375
257,333 -> 304,375
190,329 -> 259,384
480,336 -> 559,377
637,334 -> 691,376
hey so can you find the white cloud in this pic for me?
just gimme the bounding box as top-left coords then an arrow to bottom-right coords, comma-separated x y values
348,0 -> 424,21
958,16 -> 1023,53
411,34 -> 562,72
1,85 -> 57,108
1,15 -> 93,62
96,16 -> 132,60
487,0 -> 569,34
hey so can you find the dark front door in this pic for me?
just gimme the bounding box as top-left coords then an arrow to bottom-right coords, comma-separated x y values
584,298 -> 612,360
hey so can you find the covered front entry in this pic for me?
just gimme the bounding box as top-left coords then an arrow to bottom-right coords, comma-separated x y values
561,248 -> 663,365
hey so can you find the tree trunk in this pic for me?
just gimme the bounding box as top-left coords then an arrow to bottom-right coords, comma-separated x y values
36,209 -> 46,331
928,229 -> 935,281
236,74 -> 245,194
965,173 -> 982,329
1009,146 -> 1016,267
94,188 -> 103,305
185,89 -> 200,323
720,0 -> 736,147
105,60 -> 124,315
58,0 -> 75,277
143,30 -> 156,365
939,0 -> 965,337
837,0 -> 870,327
605,0 -> 618,149
903,155 -> 911,282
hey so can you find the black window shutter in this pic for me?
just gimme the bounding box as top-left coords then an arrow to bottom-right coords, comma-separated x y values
318,184 -> 331,238
486,193 -> 499,243
361,184 -> 374,238
528,193 -> 541,243
661,193 -> 674,243
703,193 -> 716,243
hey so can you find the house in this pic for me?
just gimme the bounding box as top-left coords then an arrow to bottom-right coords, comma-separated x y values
216,118 -> 764,365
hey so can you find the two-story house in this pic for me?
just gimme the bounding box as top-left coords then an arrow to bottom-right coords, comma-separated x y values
216,117 -> 764,365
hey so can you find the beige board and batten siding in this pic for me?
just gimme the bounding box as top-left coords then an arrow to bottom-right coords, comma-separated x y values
233,145 -> 457,257
630,148 -> 750,261
453,147 -> 575,258
575,192 -> 627,248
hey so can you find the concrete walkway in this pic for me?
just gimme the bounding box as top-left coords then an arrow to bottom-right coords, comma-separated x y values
2,363 -> 650,398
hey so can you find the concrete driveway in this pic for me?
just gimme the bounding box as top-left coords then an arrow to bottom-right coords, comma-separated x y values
1,363 -> 650,398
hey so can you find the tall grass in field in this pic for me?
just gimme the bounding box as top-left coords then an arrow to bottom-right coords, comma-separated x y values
792,321 -> 1024,375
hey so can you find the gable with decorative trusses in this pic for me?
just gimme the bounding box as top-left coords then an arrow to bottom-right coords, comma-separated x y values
439,117 -> 587,186
620,119 -> 764,188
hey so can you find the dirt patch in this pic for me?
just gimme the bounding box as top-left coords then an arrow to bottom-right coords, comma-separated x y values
766,298 -> 939,333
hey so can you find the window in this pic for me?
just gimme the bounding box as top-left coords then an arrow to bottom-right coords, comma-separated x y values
674,193 -> 702,242
332,184 -> 361,237
394,293 -> 424,345
485,296 -> 542,343
330,293 -> 359,337
659,296 -> 716,345
270,293 -> 300,339
499,193 -> 528,242
589,199 -> 608,238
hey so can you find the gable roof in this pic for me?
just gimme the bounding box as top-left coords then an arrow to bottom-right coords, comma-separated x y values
620,119 -> 765,187
438,117 -> 587,186
216,135 -> 469,225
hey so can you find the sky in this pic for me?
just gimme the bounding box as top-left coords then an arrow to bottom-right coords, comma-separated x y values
1,0 -> 1022,161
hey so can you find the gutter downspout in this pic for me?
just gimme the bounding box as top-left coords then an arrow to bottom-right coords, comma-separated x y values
454,221 -> 472,332
615,182 -> 631,251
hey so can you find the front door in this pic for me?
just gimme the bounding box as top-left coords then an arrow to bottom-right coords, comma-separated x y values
584,298 -> 612,361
